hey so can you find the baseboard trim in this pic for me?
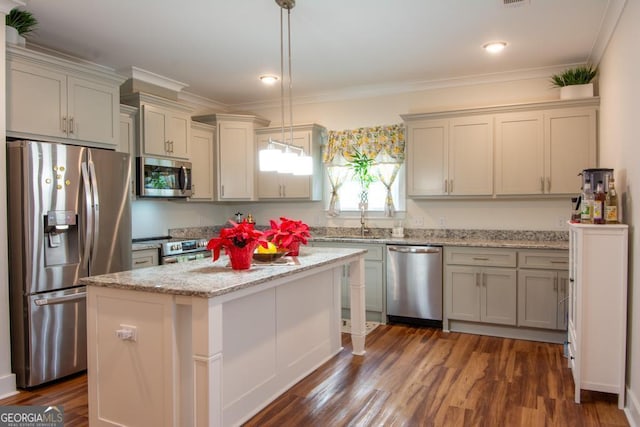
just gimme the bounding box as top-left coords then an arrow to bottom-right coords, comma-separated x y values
0,372 -> 17,400
625,385 -> 640,427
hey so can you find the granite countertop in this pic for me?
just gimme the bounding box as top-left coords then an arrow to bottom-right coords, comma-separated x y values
311,236 -> 569,250
80,247 -> 366,298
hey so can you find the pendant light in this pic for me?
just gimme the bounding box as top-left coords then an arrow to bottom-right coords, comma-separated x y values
258,0 -> 313,176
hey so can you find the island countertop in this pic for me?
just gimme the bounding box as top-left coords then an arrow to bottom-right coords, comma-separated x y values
79,246 -> 366,298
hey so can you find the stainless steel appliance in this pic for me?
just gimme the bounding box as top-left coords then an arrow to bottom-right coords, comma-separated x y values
160,239 -> 210,264
137,156 -> 192,198
7,140 -> 132,388
386,245 -> 443,327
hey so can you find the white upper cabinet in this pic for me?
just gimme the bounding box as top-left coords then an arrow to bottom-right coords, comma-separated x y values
7,45 -> 123,148
255,124 -> 325,201
191,113 -> 270,201
189,122 -> 215,201
403,98 -> 598,198
405,115 -> 493,197
121,92 -> 192,160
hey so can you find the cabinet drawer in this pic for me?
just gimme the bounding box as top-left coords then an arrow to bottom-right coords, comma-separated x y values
518,250 -> 569,270
132,248 -> 159,269
445,247 -> 516,267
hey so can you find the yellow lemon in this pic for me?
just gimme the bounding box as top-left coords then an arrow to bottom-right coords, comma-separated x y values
256,242 -> 277,254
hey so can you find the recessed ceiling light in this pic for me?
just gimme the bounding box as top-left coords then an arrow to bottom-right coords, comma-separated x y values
483,41 -> 507,54
259,75 -> 279,84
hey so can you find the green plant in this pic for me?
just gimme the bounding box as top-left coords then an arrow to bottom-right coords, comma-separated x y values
550,65 -> 598,87
6,8 -> 38,35
347,148 -> 377,193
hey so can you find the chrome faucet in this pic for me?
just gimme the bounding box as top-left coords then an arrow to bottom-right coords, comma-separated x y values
359,201 -> 368,237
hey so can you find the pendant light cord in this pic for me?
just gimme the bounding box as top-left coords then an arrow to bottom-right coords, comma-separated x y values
280,7 -> 285,145
287,7 -> 294,147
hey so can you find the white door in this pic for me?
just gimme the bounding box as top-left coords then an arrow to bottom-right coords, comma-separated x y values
448,116 -> 494,195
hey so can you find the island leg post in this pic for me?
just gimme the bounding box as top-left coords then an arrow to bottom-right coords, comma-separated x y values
191,298 -> 223,427
349,256 -> 366,355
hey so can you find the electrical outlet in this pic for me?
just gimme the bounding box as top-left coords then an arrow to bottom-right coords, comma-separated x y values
557,216 -> 568,228
414,216 -> 424,227
116,324 -> 138,342
439,217 -> 446,227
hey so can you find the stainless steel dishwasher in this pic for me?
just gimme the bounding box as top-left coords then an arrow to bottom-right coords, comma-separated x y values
386,245 -> 443,327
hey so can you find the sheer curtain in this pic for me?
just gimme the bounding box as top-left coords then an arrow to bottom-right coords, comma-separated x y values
323,124 -> 405,217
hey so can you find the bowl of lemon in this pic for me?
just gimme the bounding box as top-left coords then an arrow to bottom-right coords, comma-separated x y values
253,242 -> 288,263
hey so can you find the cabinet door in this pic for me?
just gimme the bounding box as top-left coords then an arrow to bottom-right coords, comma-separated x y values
445,266 -> 480,321
67,76 -> 119,146
544,108 -> 597,194
517,269 -> 558,329
256,134 -> 283,198
406,119 -> 448,196
494,112 -> 545,195
281,131 -> 312,198
190,127 -> 215,201
7,61 -> 67,138
448,116 -> 494,195
167,113 -> 190,159
364,260 -> 383,312
481,268 -> 517,325
141,105 -> 169,156
218,121 -> 254,200
557,271 -> 569,331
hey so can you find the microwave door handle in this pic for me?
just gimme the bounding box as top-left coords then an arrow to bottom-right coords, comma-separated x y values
88,161 -> 100,259
180,166 -> 188,194
81,162 -> 93,270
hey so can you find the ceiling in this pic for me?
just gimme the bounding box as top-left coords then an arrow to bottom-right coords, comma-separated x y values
21,0 -> 624,109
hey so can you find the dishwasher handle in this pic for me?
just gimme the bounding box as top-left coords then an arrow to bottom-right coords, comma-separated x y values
388,246 -> 441,254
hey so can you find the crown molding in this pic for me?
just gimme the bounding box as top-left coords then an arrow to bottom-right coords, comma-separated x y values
588,0 -> 627,65
178,90 -> 228,114
119,66 -> 188,93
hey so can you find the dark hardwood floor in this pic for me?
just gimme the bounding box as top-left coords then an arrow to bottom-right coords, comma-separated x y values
0,324 -> 628,426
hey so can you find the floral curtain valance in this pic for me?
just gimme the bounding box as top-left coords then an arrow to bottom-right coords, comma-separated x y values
323,124 -> 405,165
323,124 -> 405,217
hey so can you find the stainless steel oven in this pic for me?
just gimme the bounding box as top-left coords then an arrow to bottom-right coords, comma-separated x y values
161,239 -> 210,264
137,157 -> 192,198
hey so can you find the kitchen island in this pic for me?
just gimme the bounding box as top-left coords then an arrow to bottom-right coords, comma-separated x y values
80,247 -> 366,427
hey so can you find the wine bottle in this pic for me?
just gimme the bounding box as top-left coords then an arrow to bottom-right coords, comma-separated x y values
605,177 -> 619,224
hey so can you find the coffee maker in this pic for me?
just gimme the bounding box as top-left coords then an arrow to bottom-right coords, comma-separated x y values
581,168 -> 614,190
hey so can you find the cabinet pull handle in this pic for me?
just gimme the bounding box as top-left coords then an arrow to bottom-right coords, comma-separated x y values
444,179 -> 448,193
171,141 -> 175,153
282,185 -> 286,198
134,260 -> 148,265
221,185 -> 224,197
482,272 -> 486,287
192,184 -> 196,195
164,140 -> 169,153
554,277 -> 558,291
476,272 -> 480,287
472,257 -> 490,261
449,179 -> 454,193
69,117 -> 74,134
62,116 -> 67,133
546,177 -> 551,193
550,260 -> 568,264
540,177 -> 545,193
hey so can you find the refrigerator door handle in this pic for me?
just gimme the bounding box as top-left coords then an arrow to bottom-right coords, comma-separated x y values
81,162 -> 93,269
88,161 -> 100,256
34,290 -> 87,306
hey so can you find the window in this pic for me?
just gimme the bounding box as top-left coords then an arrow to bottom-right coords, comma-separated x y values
323,124 -> 406,217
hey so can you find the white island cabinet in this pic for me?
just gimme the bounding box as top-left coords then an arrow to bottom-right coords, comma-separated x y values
568,223 -> 628,408
81,247 -> 366,427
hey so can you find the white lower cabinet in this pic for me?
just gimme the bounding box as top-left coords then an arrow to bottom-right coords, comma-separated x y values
445,265 -> 517,326
311,241 -> 385,322
444,246 -> 569,342
131,248 -> 159,269
568,223 -> 628,408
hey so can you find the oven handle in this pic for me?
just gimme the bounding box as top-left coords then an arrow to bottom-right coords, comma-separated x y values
35,290 -> 87,306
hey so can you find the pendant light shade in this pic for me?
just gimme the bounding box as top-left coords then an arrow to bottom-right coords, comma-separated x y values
257,0 -> 314,177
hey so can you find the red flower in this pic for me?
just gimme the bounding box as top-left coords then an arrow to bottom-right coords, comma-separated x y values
264,217 -> 311,250
207,220 -> 268,261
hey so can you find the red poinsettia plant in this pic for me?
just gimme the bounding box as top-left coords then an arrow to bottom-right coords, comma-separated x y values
206,219 -> 268,261
264,217 -> 311,252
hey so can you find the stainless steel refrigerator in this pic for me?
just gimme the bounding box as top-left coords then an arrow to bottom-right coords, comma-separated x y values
7,140 -> 132,388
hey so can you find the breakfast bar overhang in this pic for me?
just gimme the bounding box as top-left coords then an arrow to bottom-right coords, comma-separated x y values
80,247 -> 366,427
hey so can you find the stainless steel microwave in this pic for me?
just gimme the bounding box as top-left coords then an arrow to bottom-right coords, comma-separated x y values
137,157 -> 192,198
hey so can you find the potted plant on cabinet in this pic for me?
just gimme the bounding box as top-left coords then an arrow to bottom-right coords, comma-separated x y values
264,217 -> 311,256
206,219 -> 268,270
550,65 -> 598,100
5,8 -> 37,46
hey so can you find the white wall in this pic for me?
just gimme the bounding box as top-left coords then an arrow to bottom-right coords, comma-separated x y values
131,199 -> 224,238
598,1 -> 640,423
